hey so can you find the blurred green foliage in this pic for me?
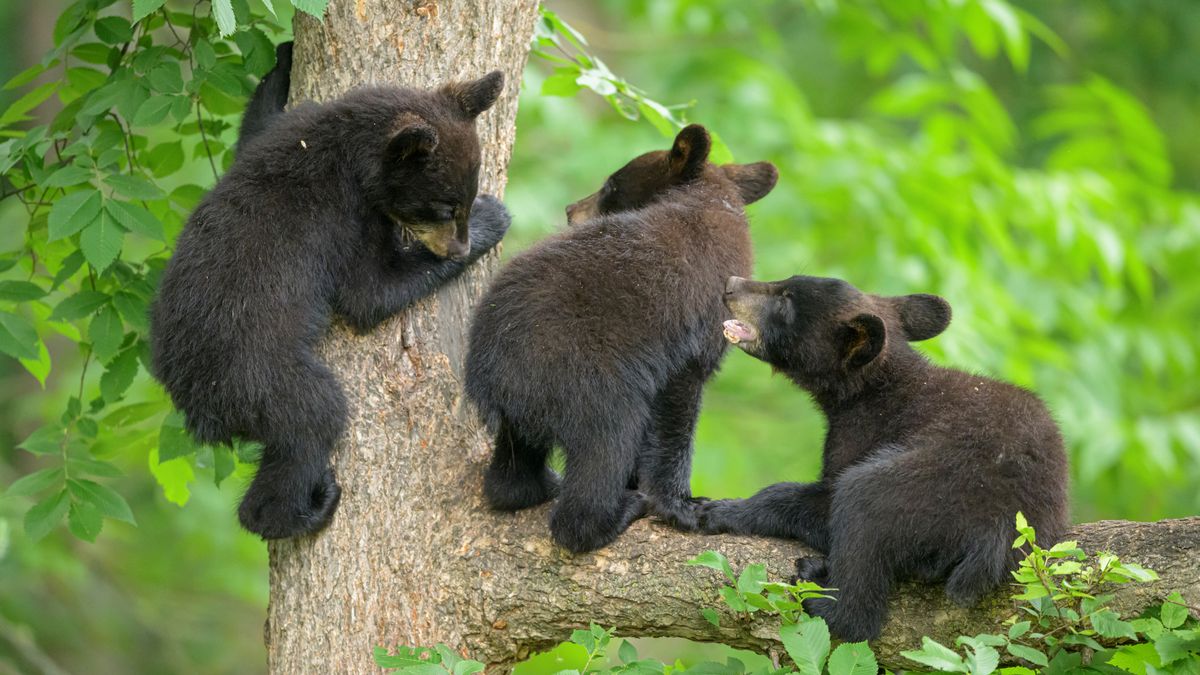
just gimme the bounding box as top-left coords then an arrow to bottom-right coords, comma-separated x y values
0,0 -> 1197,673
507,0 -> 1200,525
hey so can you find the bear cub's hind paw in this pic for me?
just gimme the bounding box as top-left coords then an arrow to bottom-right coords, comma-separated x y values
238,467 -> 341,540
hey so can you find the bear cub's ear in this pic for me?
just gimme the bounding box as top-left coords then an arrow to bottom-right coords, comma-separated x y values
446,70 -> 505,119
723,162 -> 779,205
894,294 -> 952,341
841,313 -> 887,370
668,124 -> 712,181
386,118 -> 439,163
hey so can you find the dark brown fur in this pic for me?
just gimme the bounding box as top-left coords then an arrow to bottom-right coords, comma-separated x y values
465,126 -> 778,553
699,275 -> 1070,641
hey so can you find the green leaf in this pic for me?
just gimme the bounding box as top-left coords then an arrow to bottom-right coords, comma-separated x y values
827,642 -> 878,675
1093,608 -> 1138,640
94,16 -> 133,45
112,291 -> 149,332
1109,642 -> 1160,674
1161,593 -> 1189,630
132,0 -> 168,22
212,0 -> 236,36
618,639 -> 638,665
66,478 -> 136,524
963,642 -> 1000,675
132,95 -> 174,126
103,173 -> 165,200
1154,630 -> 1200,665
5,467 -> 64,498
159,413 -> 203,462
100,346 -> 139,402
44,165 -> 95,188
4,61 -> 49,91
24,488 -> 69,540
981,0 -> 1029,71
80,80 -> 131,116
17,426 -> 64,456
701,608 -> 720,627
234,28 -> 276,77
371,645 -> 441,668
20,339 -> 53,388
736,563 -> 768,595
67,500 -> 104,541
50,290 -> 109,321
148,62 -> 183,93
781,618 -> 830,675
452,661 -> 484,675
48,190 -> 103,241
89,305 -> 123,362
0,81 -> 59,127
52,251 -> 85,290
1009,621 -> 1031,639
0,311 -> 39,360
688,550 -> 736,582
106,200 -> 164,241
80,210 -> 125,271
67,457 -> 123,479
212,445 -> 235,487
291,0 -> 329,20
902,637 -> 966,672
72,43 -> 114,65
144,141 -> 184,177
541,67 -> 582,97
1005,644 -> 1048,668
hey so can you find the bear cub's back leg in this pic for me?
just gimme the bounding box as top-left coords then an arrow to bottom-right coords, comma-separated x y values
484,415 -> 558,512
551,420 -> 648,553
237,355 -> 346,539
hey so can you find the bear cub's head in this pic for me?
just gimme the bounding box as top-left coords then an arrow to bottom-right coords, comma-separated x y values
380,71 -> 504,260
565,124 -> 778,225
722,275 -> 952,389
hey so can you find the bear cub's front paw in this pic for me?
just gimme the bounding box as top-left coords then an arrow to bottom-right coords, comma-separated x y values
696,498 -> 746,534
468,194 -> 511,253
792,556 -> 829,585
648,494 -> 708,531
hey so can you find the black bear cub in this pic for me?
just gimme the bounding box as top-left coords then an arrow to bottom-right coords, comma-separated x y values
150,60 -> 511,540
699,275 -> 1069,641
466,125 -> 778,553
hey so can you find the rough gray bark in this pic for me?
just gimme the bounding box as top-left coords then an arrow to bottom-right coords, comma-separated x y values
265,1 -> 539,672
264,4 -> 1200,673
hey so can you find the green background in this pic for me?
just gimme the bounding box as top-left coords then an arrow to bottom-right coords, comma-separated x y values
0,1 -> 1197,672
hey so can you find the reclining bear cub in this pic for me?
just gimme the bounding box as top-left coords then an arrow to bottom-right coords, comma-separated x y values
699,274 -> 1069,642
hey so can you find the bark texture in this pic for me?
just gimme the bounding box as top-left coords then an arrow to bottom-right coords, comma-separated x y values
266,1 -> 539,672
264,4 -> 1200,673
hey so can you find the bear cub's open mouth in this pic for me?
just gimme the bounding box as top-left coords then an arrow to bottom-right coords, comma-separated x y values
723,319 -> 758,344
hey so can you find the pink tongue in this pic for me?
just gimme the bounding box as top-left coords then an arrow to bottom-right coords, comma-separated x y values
723,319 -> 758,344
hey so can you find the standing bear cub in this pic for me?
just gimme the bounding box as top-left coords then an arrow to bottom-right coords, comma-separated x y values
700,275 -> 1069,641
466,125 -> 778,553
150,66 -> 511,540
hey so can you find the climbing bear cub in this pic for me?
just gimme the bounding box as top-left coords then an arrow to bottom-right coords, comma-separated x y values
150,62 -> 511,540
465,125 -> 778,553
699,275 -> 1069,641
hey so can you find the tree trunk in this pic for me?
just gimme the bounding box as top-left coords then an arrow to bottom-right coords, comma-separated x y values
264,4 -> 1200,673
265,1 -> 540,672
